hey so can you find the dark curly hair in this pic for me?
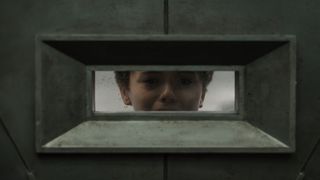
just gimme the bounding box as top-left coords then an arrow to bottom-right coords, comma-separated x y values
114,71 -> 213,92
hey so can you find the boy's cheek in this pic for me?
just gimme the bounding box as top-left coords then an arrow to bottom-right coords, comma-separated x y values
131,94 -> 157,111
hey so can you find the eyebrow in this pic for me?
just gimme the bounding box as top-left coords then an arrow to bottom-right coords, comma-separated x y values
177,71 -> 196,75
140,71 -> 162,75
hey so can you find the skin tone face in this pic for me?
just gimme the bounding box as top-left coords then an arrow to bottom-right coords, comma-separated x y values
119,71 -> 206,111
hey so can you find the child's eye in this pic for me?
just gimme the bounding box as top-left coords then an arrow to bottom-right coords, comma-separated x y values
179,78 -> 193,86
142,78 -> 159,86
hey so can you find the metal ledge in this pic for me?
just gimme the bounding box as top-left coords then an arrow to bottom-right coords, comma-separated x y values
43,120 -> 289,153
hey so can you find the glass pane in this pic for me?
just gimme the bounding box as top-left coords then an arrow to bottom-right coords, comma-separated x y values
94,71 -> 235,112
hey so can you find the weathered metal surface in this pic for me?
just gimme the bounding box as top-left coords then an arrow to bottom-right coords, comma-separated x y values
169,0 -> 287,34
0,0 -> 165,180
36,41 -> 87,147
0,117 -> 30,180
43,120 -> 288,153
1,0 -> 320,180
245,42 -> 296,147
166,0 -> 319,180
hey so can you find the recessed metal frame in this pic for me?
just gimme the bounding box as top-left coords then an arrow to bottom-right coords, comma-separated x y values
35,34 -> 296,153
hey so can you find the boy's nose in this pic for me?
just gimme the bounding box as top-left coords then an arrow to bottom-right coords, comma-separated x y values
159,84 -> 177,103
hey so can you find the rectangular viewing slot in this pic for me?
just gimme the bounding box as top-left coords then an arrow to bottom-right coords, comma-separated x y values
36,34 -> 296,153
94,70 -> 236,113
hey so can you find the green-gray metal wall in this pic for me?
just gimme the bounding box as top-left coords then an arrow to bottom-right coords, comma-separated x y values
1,0 -> 320,179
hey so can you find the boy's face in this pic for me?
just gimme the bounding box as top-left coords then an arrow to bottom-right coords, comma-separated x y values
119,71 -> 205,111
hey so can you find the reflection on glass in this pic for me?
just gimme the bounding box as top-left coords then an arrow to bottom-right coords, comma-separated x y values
95,71 -> 235,112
